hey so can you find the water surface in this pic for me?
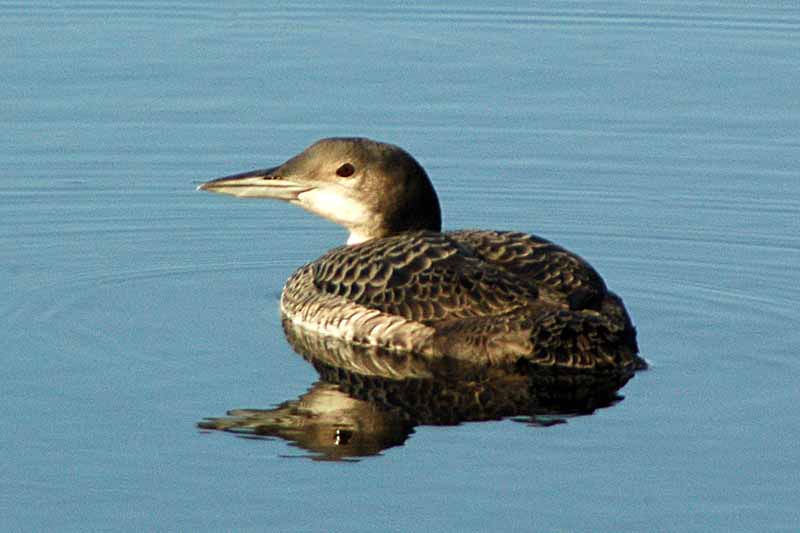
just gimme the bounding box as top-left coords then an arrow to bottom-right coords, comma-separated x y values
3,2 -> 799,531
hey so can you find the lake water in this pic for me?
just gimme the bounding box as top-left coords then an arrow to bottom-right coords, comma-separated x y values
3,2 -> 799,531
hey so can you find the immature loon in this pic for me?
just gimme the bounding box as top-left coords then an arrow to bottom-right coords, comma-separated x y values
199,138 -> 643,371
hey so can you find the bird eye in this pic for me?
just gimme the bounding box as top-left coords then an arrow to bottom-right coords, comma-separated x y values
336,163 -> 355,178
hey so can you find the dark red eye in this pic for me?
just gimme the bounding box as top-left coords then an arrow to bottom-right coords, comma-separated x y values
336,163 -> 355,177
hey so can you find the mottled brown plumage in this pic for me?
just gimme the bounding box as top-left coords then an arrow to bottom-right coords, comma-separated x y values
281,229 -> 641,370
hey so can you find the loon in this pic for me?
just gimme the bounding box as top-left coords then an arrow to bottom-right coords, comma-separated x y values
199,137 -> 643,371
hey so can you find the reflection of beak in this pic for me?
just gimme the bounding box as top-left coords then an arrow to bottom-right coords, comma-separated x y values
198,166 -> 313,200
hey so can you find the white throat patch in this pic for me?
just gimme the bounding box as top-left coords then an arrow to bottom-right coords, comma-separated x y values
346,231 -> 372,245
296,188 -> 377,244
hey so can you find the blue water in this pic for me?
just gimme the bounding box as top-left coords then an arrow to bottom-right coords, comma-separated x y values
3,2 -> 799,531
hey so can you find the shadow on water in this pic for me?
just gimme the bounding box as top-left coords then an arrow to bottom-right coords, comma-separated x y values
199,320 -> 641,461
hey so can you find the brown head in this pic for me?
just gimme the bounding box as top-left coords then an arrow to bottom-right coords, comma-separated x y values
199,138 -> 442,244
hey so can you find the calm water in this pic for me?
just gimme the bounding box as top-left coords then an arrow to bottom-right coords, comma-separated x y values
3,2 -> 799,531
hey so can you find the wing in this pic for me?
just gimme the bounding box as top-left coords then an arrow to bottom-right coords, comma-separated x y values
447,230 -> 608,311
309,231 -> 540,322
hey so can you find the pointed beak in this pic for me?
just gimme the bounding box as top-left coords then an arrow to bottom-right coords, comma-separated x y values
198,166 -> 313,200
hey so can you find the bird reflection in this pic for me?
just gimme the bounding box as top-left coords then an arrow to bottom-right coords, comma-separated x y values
199,321 -> 639,461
